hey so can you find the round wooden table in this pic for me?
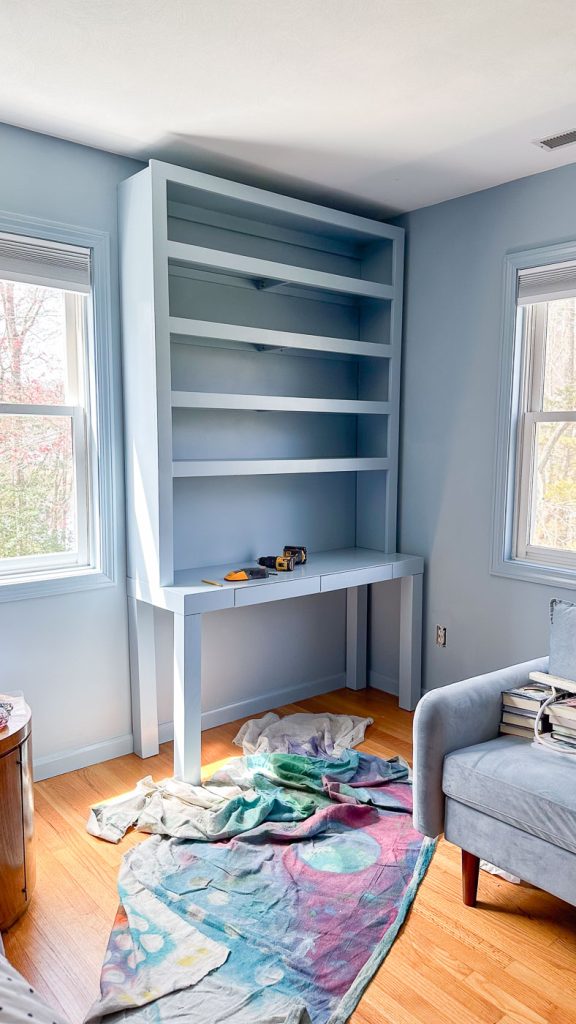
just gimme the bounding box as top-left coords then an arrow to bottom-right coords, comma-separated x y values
0,696 -> 35,931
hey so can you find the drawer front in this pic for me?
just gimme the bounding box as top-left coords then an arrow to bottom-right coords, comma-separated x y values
234,577 -> 319,607
182,589 -> 235,615
321,564 -> 394,592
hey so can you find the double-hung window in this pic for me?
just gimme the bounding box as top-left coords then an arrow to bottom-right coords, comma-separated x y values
0,231 -> 100,586
494,247 -> 576,585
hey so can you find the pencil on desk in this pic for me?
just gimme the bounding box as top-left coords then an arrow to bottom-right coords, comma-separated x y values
202,579 -> 223,587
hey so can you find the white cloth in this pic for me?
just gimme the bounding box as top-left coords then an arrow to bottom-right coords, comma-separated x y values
86,763 -> 252,844
233,711 -> 373,757
480,860 -> 521,884
0,951 -> 69,1024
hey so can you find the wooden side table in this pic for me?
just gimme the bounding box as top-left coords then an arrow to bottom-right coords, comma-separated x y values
0,696 -> 35,931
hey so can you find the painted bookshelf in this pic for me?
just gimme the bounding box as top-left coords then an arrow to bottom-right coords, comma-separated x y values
119,160 -> 423,781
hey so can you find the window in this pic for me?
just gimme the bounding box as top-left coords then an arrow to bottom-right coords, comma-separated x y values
0,232 -> 100,585
493,245 -> 576,587
515,293 -> 576,567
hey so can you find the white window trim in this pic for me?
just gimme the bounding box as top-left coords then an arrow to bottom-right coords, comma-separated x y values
492,240 -> 576,589
0,210 -> 117,602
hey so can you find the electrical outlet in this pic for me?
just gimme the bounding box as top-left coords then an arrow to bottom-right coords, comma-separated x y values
436,625 -> 447,648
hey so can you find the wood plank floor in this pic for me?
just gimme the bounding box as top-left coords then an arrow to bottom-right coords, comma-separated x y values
3,688 -> 576,1024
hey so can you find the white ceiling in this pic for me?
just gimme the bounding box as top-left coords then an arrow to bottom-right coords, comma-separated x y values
2,0 -> 576,216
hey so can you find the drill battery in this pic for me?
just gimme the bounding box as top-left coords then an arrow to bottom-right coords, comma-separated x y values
283,545 -> 307,565
258,554 -> 295,572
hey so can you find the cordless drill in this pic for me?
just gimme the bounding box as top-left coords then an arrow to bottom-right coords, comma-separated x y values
258,546 -> 308,572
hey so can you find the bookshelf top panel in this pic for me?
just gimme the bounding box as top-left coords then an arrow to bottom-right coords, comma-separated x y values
152,161 -> 404,246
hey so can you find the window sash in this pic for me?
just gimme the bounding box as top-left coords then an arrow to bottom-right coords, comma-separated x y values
0,404 -> 90,576
513,301 -> 576,567
0,285 -> 97,579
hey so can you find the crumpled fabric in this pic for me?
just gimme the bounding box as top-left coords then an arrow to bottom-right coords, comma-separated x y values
85,856 -> 229,1021
233,711 -> 373,757
85,750 -> 434,1024
87,750 -> 408,845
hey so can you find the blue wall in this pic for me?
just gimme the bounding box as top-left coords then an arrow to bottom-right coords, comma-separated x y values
5,115 -> 573,754
398,162 -> 576,691
0,123 -> 142,776
0,122 -> 353,773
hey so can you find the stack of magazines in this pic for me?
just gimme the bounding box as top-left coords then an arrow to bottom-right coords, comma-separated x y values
500,682 -> 556,739
543,695 -> 576,750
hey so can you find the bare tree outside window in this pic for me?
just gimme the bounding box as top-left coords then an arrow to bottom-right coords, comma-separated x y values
0,281 -> 77,560
515,295 -> 576,566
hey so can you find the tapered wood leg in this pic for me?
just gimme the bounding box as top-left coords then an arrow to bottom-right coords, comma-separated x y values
462,849 -> 480,907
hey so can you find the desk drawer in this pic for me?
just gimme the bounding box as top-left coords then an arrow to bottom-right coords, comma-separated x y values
320,564 -> 393,592
234,577 -> 319,607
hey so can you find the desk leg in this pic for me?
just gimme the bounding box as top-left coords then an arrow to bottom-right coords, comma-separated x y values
399,573 -> 423,711
173,612 -> 202,784
346,585 -> 368,690
127,597 -> 159,758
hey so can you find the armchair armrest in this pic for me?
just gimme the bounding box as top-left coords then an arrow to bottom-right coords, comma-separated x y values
412,656 -> 548,838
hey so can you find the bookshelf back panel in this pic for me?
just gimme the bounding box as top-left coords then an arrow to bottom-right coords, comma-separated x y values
168,212 -> 364,278
356,471 -> 389,550
172,409 -> 361,461
172,410 -> 388,461
170,342 -> 360,400
169,271 -> 367,340
173,472 -> 357,569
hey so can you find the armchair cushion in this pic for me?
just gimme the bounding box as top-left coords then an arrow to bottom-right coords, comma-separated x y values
443,734 -> 576,855
413,656 -> 548,837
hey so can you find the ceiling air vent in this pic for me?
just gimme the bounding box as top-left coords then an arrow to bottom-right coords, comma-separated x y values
537,129 -> 576,151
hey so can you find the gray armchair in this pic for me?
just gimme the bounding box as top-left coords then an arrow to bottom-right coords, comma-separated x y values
413,656 -> 576,908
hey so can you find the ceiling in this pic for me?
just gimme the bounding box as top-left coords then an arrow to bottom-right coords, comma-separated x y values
2,0 -> 576,217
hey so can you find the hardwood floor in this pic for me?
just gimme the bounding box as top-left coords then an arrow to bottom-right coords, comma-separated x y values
3,688 -> 576,1024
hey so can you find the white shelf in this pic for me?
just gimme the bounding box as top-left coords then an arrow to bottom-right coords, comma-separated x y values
171,391 -> 390,415
172,457 -> 390,478
167,241 -> 394,301
169,317 -> 392,360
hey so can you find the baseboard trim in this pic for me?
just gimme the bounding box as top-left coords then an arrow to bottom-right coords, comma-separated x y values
34,733 -> 134,782
34,674 -> 347,780
368,669 -> 399,696
158,672 -> 347,744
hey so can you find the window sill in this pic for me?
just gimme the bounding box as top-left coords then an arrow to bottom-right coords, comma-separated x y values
491,555 -> 576,590
0,567 -> 115,603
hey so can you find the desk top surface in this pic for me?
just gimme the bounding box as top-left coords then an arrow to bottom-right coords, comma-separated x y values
128,548 -> 424,615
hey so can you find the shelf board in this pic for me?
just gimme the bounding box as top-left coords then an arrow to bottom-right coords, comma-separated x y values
167,241 -> 394,301
171,391 -> 390,415
169,317 -> 392,360
172,457 -> 389,478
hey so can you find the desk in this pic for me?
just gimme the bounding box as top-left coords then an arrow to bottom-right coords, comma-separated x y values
127,548 -> 423,783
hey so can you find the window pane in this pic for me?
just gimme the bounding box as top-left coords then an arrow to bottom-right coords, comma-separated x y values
0,414 -> 76,560
530,420 -> 576,551
0,279 -> 70,405
543,298 -> 576,411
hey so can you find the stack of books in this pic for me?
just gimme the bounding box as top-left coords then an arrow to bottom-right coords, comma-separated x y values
500,683 -> 555,739
543,696 -> 576,750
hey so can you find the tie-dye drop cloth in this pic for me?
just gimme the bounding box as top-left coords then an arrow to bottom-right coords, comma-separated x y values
86,751 -> 434,1024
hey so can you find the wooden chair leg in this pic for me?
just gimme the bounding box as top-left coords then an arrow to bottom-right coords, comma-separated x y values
462,849 -> 480,907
